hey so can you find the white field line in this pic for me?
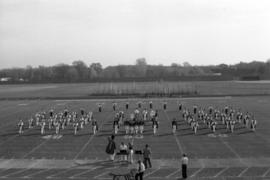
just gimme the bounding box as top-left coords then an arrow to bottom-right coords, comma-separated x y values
164,111 -> 184,154
144,167 -> 161,177
237,167 -> 249,177
73,111 -> 112,160
190,168 -> 203,177
71,166 -> 101,178
165,169 -> 180,178
46,167 -> 73,178
93,171 -> 110,179
262,167 -> 270,177
213,167 -> 229,178
219,139 -> 246,166
2,166 -> 31,178
24,168 -> 51,178
21,139 -> 50,159
1,160 -> 38,178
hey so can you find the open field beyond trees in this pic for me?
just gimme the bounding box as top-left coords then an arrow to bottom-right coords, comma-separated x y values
0,81 -> 270,99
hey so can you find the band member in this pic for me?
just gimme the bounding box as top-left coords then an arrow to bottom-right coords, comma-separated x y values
152,117 -> 159,135
163,102 -> 167,110
113,102 -> 117,111
129,120 -> 135,137
18,120 -> 24,134
179,103 -> 182,111
225,116 -> 230,130
80,117 -> 84,129
172,118 -> 177,134
80,108 -> 85,116
124,120 -> 130,135
113,119 -> 119,134
119,111 -> 125,125
193,105 -> 198,114
149,101 -> 153,109
55,121 -> 60,135
28,117 -> 34,129
230,119 -> 236,133
126,102 -> 129,110
138,101 -> 142,109
98,104 -> 102,112
41,120 -> 46,135
211,120 -> 217,133
92,119 -> 98,135
36,113 -> 40,126
64,107 -> 68,117
48,118 -> 54,130
73,122 -> 79,135
134,120 -> 139,135
49,108 -> 54,118
225,106 -> 229,115
244,112 -> 250,128
209,106 -> 213,115
139,120 -> 144,136
193,121 -> 199,134
250,116 -> 257,131
236,111 -> 243,123
142,109 -> 148,121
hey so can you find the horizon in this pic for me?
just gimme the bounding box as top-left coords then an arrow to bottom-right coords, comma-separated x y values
1,0 -> 270,69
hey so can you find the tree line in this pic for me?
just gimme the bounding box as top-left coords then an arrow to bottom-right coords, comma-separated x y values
0,58 -> 269,83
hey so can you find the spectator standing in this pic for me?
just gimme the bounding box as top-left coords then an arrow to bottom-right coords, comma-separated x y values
135,160 -> 145,180
106,135 -> 116,161
143,144 -> 152,168
181,153 -> 189,179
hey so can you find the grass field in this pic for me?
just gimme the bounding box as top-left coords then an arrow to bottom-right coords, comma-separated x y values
0,94 -> 270,179
0,81 -> 270,99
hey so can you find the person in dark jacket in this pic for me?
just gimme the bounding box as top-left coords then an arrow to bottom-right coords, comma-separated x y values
106,135 -> 116,161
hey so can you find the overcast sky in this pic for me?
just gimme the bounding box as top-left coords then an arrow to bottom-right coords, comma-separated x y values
0,0 -> 270,68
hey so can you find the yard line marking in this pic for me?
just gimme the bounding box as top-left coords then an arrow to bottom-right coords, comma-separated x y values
262,167 -> 270,177
3,168 -> 29,178
71,166 -> 101,178
165,169 -> 180,178
219,140 -> 246,166
94,171 -> 110,179
46,167 -> 73,178
73,111 -> 111,160
21,139 -> 50,159
190,168 -> 203,177
164,111 -> 184,154
144,168 -> 160,177
237,167 -> 249,177
26,168 -> 51,178
214,167 -> 229,177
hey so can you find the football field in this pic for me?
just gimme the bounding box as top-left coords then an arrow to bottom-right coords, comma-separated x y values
0,96 -> 270,179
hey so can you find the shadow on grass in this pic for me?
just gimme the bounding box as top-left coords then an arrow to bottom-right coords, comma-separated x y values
237,130 -> 253,135
0,132 -> 18,137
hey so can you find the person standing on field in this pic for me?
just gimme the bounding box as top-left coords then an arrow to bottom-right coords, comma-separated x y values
181,153 -> 189,179
106,135 -> 116,161
143,144 -> 152,169
135,160 -> 145,180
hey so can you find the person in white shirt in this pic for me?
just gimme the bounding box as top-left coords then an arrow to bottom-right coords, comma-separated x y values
135,160 -> 145,180
181,153 -> 189,179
